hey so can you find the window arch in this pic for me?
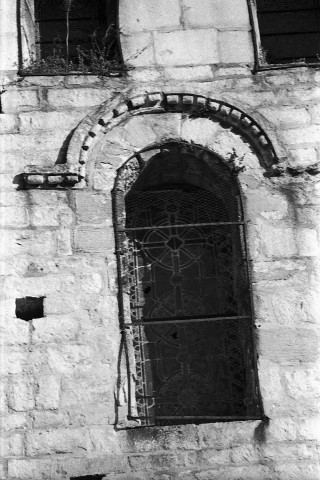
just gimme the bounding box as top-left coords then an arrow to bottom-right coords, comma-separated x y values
114,143 -> 263,427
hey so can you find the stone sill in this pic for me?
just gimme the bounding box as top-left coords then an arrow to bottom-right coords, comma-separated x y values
254,61 -> 320,73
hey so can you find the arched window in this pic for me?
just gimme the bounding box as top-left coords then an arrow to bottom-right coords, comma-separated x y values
19,0 -> 120,73
114,143 -> 262,427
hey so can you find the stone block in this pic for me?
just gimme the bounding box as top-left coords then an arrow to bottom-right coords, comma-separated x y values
163,66 -> 214,82
261,442 -> 317,462
32,314 -> 79,344
258,329 -> 319,365
0,433 -> 24,457
230,444 -> 260,464
283,369 -> 320,400
93,163 -> 117,191
75,192 -> 112,224
219,31 -> 254,64
258,358 -> 284,410
43,294 -> 81,315
128,453 -> 182,472
244,189 -> 288,221
154,29 -> 219,66
0,315 -> 29,346
186,448 -> 230,467
88,426 -> 121,454
0,131 -> 69,154
73,226 -> 114,253
32,410 -> 69,429
280,125 -> 320,146
260,226 -> 319,258
57,227 -> 72,256
0,114 -> 18,133
309,103 -> 320,124
60,368 -> 112,406
120,0 -> 181,33
30,205 -> 73,227
197,421 -> 259,449
8,458 -> 61,480
273,461 -> 320,480
182,0 -> 250,29
7,379 -> 34,411
121,32 -> 156,67
2,412 -> 29,431
47,345 -> 95,375
1,89 -> 39,114
288,148 -> 318,168
259,106 -> 311,127
68,403 -> 114,427
0,383 -> 7,414
18,110 -> 87,133
35,375 -> 60,410
1,348 -> 29,375
181,117 -> 220,148
25,427 -> 90,456
0,206 -> 29,228
47,87 -> 113,108
123,424 -> 199,453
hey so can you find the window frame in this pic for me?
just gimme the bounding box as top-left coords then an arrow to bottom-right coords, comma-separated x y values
247,0 -> 320,71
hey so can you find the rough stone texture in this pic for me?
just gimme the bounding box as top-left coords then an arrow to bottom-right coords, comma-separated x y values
1,0 -> 320,479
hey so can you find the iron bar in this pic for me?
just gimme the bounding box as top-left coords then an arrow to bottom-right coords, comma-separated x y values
120,221 -> 245,232
123,315 -> 251,327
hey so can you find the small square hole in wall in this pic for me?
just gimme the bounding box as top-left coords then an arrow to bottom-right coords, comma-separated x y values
70,476 -> 106,480
15,297 -> 44,321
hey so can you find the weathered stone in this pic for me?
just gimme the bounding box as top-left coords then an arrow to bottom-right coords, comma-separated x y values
120,0 -> 181,33
0,316 -> 29,346
154,29 -> 219,66
0,433 -> 24,457
258,329 -> 319,364
35,375 -> 60,410
219,31 -> 254,64
1,89 -> 39,114
32,314 -> 79,344
73,226 -> 114,253
7,379 -> 34,411
30,205 -> 73,227
75,192 -> 112,224
182,0 -> 250,29
259,226 -> 319,258
0,114 -> 18,133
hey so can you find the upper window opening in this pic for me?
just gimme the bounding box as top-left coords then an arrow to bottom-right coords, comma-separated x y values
250,0 -> 320,69
19,0 -> 121,75
114,143 -> 263,427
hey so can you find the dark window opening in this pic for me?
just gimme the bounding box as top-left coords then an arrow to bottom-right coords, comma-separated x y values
114,143 -> 263,427
16,296 -> 44,321
20,0 -> 121,74
256,0 -> 320,64
70,476 -> 105,480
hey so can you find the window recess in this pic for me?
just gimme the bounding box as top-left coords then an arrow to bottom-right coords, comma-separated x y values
113,143 -> 263,427
19,0 -> 121,75
248,0 -> 320,70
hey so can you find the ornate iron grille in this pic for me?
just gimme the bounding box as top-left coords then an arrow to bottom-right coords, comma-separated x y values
119,184 -> 262,426
35,0 -> 118,61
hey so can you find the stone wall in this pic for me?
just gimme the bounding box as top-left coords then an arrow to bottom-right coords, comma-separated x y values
1,0 -> 320,479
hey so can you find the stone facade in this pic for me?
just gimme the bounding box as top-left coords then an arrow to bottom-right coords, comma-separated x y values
1,1 -> 320,479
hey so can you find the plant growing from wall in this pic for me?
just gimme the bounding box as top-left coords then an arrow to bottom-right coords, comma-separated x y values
20,0 -> 123,76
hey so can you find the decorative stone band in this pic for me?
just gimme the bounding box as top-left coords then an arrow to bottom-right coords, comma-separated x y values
24,91 -> 281,188
24,164 -> 79,187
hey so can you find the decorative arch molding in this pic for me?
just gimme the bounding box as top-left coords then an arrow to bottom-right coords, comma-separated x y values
24,92 -> 285,188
